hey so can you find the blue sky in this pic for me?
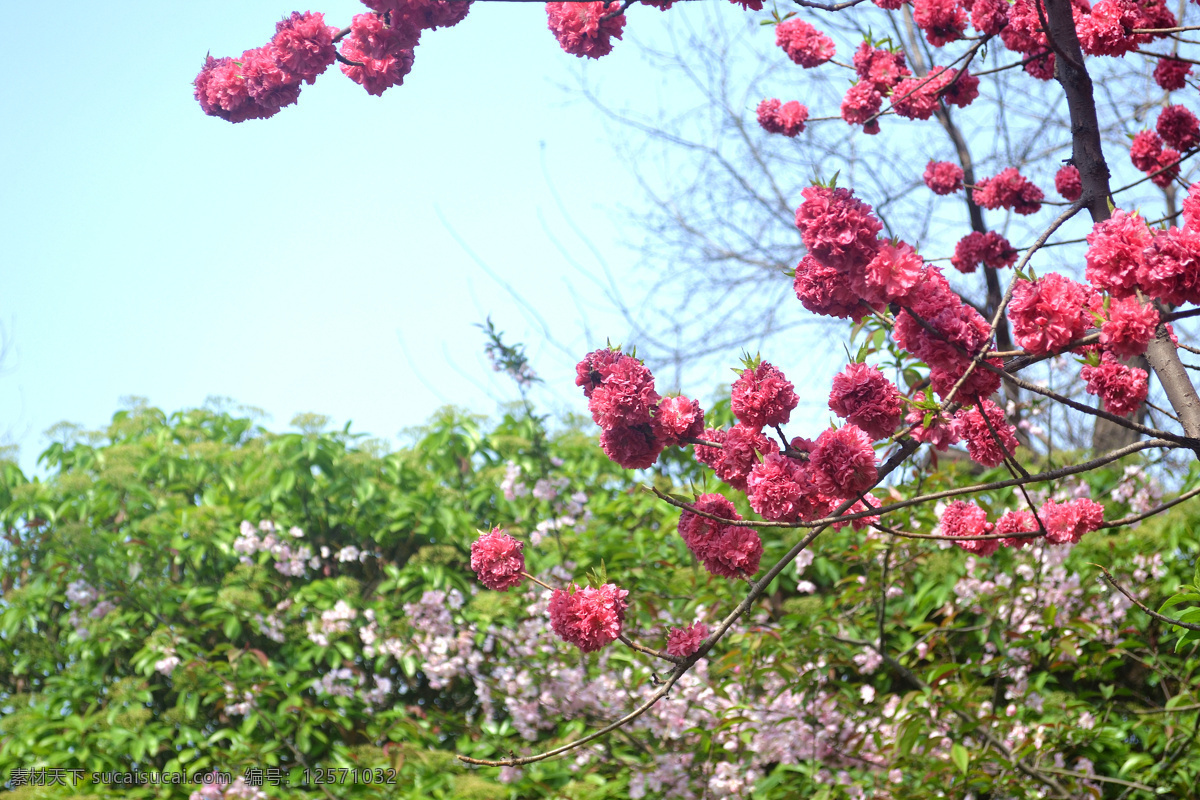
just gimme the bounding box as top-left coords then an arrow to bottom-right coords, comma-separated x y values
0,1 -> 694,470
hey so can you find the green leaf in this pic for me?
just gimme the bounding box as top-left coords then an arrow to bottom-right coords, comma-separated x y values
951,742 -> 969,775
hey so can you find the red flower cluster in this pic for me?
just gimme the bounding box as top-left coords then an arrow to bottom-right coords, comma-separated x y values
470,528 -> 525,591
924,161 -> 965,195
1157,105 -> 1200,152
1055,165 -> 1083,201
954,400 -> 1020,468
775,19 -> 836,68
1040,498 -> 1105,546
1085,210 -> 1154,297
677,494 -> 763,579
549,582 -> 630,652
891,67 -> 977,120
810,424 -> 878,499
731,362 -> 798,430
972,168 -> 1044,215
1101,296 -> 1159,359
711,424 -> 777,491
339,12 -> 419,96
1144,225 -> 1200,306
859,240 -> 925,304
971,0 -> 1010,35
1081,352 -> 1149,416
795,186 -> 884,271
576,348 -> 681,469
746,452 -> 829,522
1076,0 -> 1142,57
652,395 -> 706,446
1008,273 -> 1094,354
1129,129 -> 1180,187
951,231 -> 1018,274
904,393 -> 961,451
996,509 -> 1038,549
828,363 -> 904,440
794,255 -> 876,321
546,1 -> 626,59
940,500 -> 998,556
195,11 -> 337,122
913,0 -> 968,47
854,43 -> 910,90
841,83 -> 884,134
757,99 -> 809,137
1154,58 -> 1192,91
665,622 -> 708,657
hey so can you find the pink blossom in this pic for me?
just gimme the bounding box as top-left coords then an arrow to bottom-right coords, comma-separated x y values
339,13 -> 416,96
1157,105 -> 1200,152
775,19 -> 836,68
1101,296 -> 1159,359
1008,273 -> 1092,354
857,239 -> 925,303
677,495 -> 762,579
757,98 -> 809,136
575,348 -> 624,398
972,168 -> 1044,215
194,55 -> 268,123
913,0 -> 968,46
1055,165 -> 1083,201
793,255 -> 875,320
828,363 -> 904,440
951,231 -> 1018,274
794,186 -> 883,271
713,424 -> 777,491
1085,209 -> 1153,297
924,161 -> 964,195
1154,58 -> 1192,91
546,1 -> 626,59
271,11 -> 337,84
1077,0 -> 1140,57
692,427 -> 727,469
938,68 -> 979,108
665,622 -> 708,657
1143,225 -> 1200,306
652,395 -> 705,446
548,582 -> 629,652
904,393 -> 961,451
470,528 -> 525,591
853,43 -> 910,91
587,354 -> 660,429
732,362 -> 799,430
996,509 -> 1039,548
1131,129 -> 1165,172
971,0 -> 1010,35
999,0 -> 1048,56
954,400 -> 1020,468
1183,185 -> 1200,231
364,0 -> 471,31
891,74 -> 943,120
840,83 -> 884,134
747,452 -> 824,522
810,424 -> 878,499
599,425 -> 664,469
1040,498 -> 1105,546
241,46 -> 302,113
940,500 -> 999,556
1150,148 -> 1182,188
1081,352 -> 1149,416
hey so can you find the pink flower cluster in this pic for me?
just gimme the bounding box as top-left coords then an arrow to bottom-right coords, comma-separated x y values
891,67 -> 978,120
842,44 -> 910,134
471,528 -> 525,591
951,231 -> 1018,274
546,1 -> 626,59
575,348 -> 704,470
1055,165 -> 1083,201
757,99 -> 809,137
828,363 -> 903,440
548,582 -> 630,652
953,400 -> 1020,468
1154,58 -> 1192,91
913,0 -> 968,47
732,362 -> 799,429
924,161 -> 964,195
665,622 -> 709,657
1086,204 -> 1200,307
677,494 -> 763,578
1081,352 -> 1149,416
1157,105 -> 1200,152
338,12 -> 419,96
1129,129 -> 1180,188
940,495 -> 1104,555
972,168 -> 1044,215
195,12 -> 337,122
1007,274 -> 1095,354
775,19 -> 836,68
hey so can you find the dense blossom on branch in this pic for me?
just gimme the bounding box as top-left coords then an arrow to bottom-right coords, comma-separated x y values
470,527 -> 525,591
546,1 -> 626,59
549,582 -> 630,652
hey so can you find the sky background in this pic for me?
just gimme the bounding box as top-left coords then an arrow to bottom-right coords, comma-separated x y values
0,1 -> 745,471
